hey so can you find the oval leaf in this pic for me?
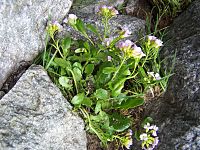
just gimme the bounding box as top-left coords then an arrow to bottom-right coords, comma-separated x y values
115,97 -> 144,109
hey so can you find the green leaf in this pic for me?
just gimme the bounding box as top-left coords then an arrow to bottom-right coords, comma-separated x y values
71,93 -> 85,106
76,19 -> 87,36
86,24 -> 98,35
54,58 -> 71,69
73,62 -> 83,71
73,67 -> 82,81
95,101 -> 101,114
134,130 -> 141,141
82,97 -> 92,107
109,112 -> 131,132
83,41 -> 90,51
114,97 -> 144,109
58,76 -> 71,88
95,88 -> 109,100
141,117 -> 153,127
138,67 -> 147,78
75,48 -> 87,53
85,64 -> 94,75
61,37 -> 71,56
103,67 -> 116,74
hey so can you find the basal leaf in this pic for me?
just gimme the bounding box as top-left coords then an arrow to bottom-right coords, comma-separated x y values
103,67 -> 116,74
114,97 -> 144,109
54,58 -> 71,69
85,64 -> 94,75
58,76 -> 72,88
71,93 -> 85,106
95,88 -> 109,100
61,37 -> 71,56
109,112 -> 131,132
86,24 -> 98,35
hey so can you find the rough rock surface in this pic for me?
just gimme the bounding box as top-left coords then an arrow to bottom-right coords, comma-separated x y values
0,0 -> 73,89
71,0 -> 124,15
141,1 -> 200,149
0,65 -> 87,150
61,14 -> 145,43
126,0 -> 151,19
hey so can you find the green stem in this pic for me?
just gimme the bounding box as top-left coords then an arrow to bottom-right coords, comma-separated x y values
69,69 -> 79,94
111,57 -> 126,81
52,38 -> 64,58
45,49 -> 58,70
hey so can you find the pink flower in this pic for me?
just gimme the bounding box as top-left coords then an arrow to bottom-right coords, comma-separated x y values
131,44 -> 146,58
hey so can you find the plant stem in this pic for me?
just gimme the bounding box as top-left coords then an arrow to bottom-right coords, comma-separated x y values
111,57 -> 126,81
69,69 -> 79,94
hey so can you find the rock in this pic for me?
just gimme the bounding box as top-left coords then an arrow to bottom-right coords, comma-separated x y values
61,14 -> 145,42
126,0 -> 151,19
0,65 -> 87,150
142,1 -> 200,149
71,0 -> 124,15
0,0 -> 73,89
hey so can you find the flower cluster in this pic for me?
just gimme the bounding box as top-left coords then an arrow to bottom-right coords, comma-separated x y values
117,40 -> 146,58
147,72 -> 161,80
122,129 -> 133,149
119,27 -> 132,38
147,36 -> 163,49
46,21 -> 63,37
63,14 -> 78,25
97,5 -> 119,18
140,123 -> 159,150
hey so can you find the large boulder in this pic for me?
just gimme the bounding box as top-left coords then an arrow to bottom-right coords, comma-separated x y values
0,0 -> 73,89
143,1 -> 200,149
0,65 -> 87,150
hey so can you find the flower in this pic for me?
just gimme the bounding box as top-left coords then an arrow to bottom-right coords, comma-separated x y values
124,138 -> 133,149
97,5 -> 118,17
147,35 -> 163,48
107,56 -> 112,61
144,123 -> 151,131
147,72 -> 161,80
46,21 -> 63,37
140,133 -> 148,141
153,137 -> 159,147
103,37 -> 114,46
131,44 -> 146,58
124,129 -> 133,149
67,14 -> 78,25
117,40 -> 133,50
120,27 -> 132,38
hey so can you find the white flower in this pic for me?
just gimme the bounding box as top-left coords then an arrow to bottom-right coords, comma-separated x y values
153,137 -> 159,146
117,40 -> 133,50
140,133 -> 148,141
131,44 -> 146,58
144,123 -> 151,130
147,72 -> 161,80
107,56 -> 112,61
155,39 -> 163,48
151,125 -> 159,131
121,27 -> 132,37
154,73 -> 161,80
104,37 -> 114,46
147,35 -> 163,48
68,14 -> 77,20
67,14 -> 78,25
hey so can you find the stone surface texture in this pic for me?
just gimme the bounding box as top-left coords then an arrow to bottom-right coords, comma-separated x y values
0,65 -> 87,150
61,14 -> 145,43
71,0 -> 124,15
141,1 -> 200,150
0,0 -> 73,89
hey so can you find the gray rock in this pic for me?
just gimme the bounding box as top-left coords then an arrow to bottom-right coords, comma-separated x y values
126,0 -> 151,19
71,0 -> 124,14
0,0 -> 73,89
61,14 -> 145,42
0,65 -> 87,150
142,1 -> 200,149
